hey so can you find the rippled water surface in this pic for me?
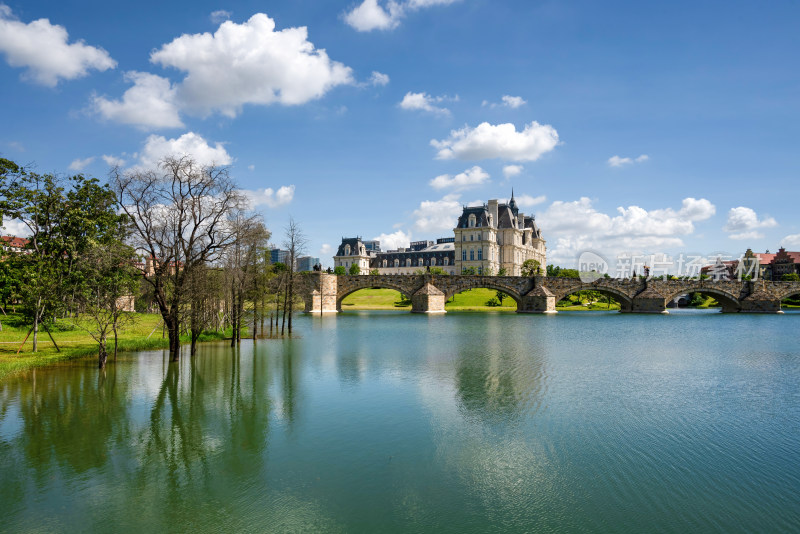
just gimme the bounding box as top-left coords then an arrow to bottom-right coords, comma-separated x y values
1,310 -> 799,533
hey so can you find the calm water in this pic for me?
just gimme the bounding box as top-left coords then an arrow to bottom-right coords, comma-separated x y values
1,310 -> 799,533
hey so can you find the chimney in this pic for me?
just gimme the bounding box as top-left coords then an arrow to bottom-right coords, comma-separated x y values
488,199 -> 498,228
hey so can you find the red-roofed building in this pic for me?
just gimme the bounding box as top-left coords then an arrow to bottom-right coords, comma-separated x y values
772,247 -> 800,279
1,235 -> 29,255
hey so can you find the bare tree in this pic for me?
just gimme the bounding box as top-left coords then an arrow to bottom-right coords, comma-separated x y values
225,216 -> 270,345
282,217 -> 308,335
113,156 -> 245,361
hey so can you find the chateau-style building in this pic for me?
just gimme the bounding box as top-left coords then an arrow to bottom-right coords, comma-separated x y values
334,192 -> 546,275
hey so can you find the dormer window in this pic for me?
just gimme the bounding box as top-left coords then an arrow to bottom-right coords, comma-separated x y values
468,214 -> 476,228
345,244 -> 351,255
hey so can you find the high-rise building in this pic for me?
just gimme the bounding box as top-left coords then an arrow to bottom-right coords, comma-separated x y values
296,256 -> 320,272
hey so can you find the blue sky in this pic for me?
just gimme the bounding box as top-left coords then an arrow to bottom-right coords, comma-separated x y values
1,0 -> 798,268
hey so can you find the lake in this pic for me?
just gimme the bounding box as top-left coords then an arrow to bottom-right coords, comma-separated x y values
1,310 -> 799,533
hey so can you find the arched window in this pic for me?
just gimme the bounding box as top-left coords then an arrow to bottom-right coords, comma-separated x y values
443,257 -> 449,266
406,258 -> 412,267
431,257 -> 436,266
382,259 -> 387,268
344,244 -> 351,255
394,259 -> 399,267
469,214 -> 476,228
418,258 -> 424,267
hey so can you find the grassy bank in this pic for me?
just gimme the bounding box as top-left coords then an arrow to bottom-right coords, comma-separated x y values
340,288 -> 625,312
0,313 -> 228,380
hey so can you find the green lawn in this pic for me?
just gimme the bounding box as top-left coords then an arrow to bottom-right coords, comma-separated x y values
340,288 -> 518,311
0,313 -> 227,380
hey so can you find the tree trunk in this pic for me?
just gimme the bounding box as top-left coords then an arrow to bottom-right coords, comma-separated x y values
165,314 -> 181,361
113,323 -> 119,360
98,336 -> 108,369
287,272 -> 294,334
231,282 -> 237,347
191,329 -> 199,356
32,311 -> 39,353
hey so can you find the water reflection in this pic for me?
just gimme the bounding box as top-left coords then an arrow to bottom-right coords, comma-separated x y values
1,313 -> 798,533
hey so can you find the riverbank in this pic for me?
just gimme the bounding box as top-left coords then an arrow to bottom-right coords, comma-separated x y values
0,313 -> 228,380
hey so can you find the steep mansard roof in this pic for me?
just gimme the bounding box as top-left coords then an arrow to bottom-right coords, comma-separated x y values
456,206 -> 490,228
335,237 -> 364,257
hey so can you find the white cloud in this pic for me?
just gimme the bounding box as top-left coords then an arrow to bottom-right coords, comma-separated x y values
343,0 -> 459,32
369,71 -> 390,86
91,71 -> 183,129
724,206 -> 777,240
134,132 -> 232,170
514,194 -> 546,208
150,13 -> 353,118
0,5 -> 116,86
502,165 -> 523,178
781,234 -> 800,248
101,155 -> 126,167
501,95 -> 526,108
432,121 -> 559,161
412,193 -> 463,234
399,91 -> 451,115
344,0 -> 400,32
538,197 -> 716,266
68,157 -> 94,171
608,154 -> 649,167
373,229 -> 412,250
429,166 -> 489,191
244,185 -> 295,209
319,243 -> 333,256
1,218 -> 30,237
210,10 -> 231,24
247,164 -> 255,171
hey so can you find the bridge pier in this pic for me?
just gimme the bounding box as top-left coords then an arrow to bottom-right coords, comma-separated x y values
411,283 -> 446,314
518,286 -> 557,313
304,273 -> 339,314
630,293 -> 669,314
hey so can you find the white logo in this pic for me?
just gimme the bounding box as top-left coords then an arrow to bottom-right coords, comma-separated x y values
578,250 -> 609,283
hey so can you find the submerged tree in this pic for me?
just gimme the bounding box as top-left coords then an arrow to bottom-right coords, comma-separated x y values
113,156 -> 246,361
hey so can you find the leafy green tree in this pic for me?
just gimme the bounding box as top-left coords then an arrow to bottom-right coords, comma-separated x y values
349,263 -> 361,275
369,269 -> 380,275
334,266 -> 346,275
0,165 -> 122,352
782,273 -> 800,281
521,259 -> 540,277
461,266 -> 477,275
72,242 -> 139,368
497,267 -> 508,276
495,291 -> 507,305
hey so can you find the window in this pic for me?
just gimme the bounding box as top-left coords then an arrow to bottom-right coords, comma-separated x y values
470,234 -> 474,241
394,259 -> 399,267
431,257 -> 436,266
443,257 -> 448,266
418,258 -> 424,267
469,214 -> 476,228
462,250 -> 466,261
478,267 -> 482,275
478,249 -> 483,260
383,260 -> 387,268
470,250 -> 474,261
344,244 -> 351,255
406,258 -> 412,267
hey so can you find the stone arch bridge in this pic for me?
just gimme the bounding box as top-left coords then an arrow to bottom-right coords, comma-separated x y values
294,273 -> 800,314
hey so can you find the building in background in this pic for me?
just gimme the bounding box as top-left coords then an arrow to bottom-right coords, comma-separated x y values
333,192 -> 546,275
296,256 -> 320,272
270,248 -> 291,267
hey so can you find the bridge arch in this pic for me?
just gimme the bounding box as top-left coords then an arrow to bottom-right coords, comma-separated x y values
663,287 -> 741,313
552,285 -> 634,312
443,281 -> 524,310
336,281 -> 417,311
